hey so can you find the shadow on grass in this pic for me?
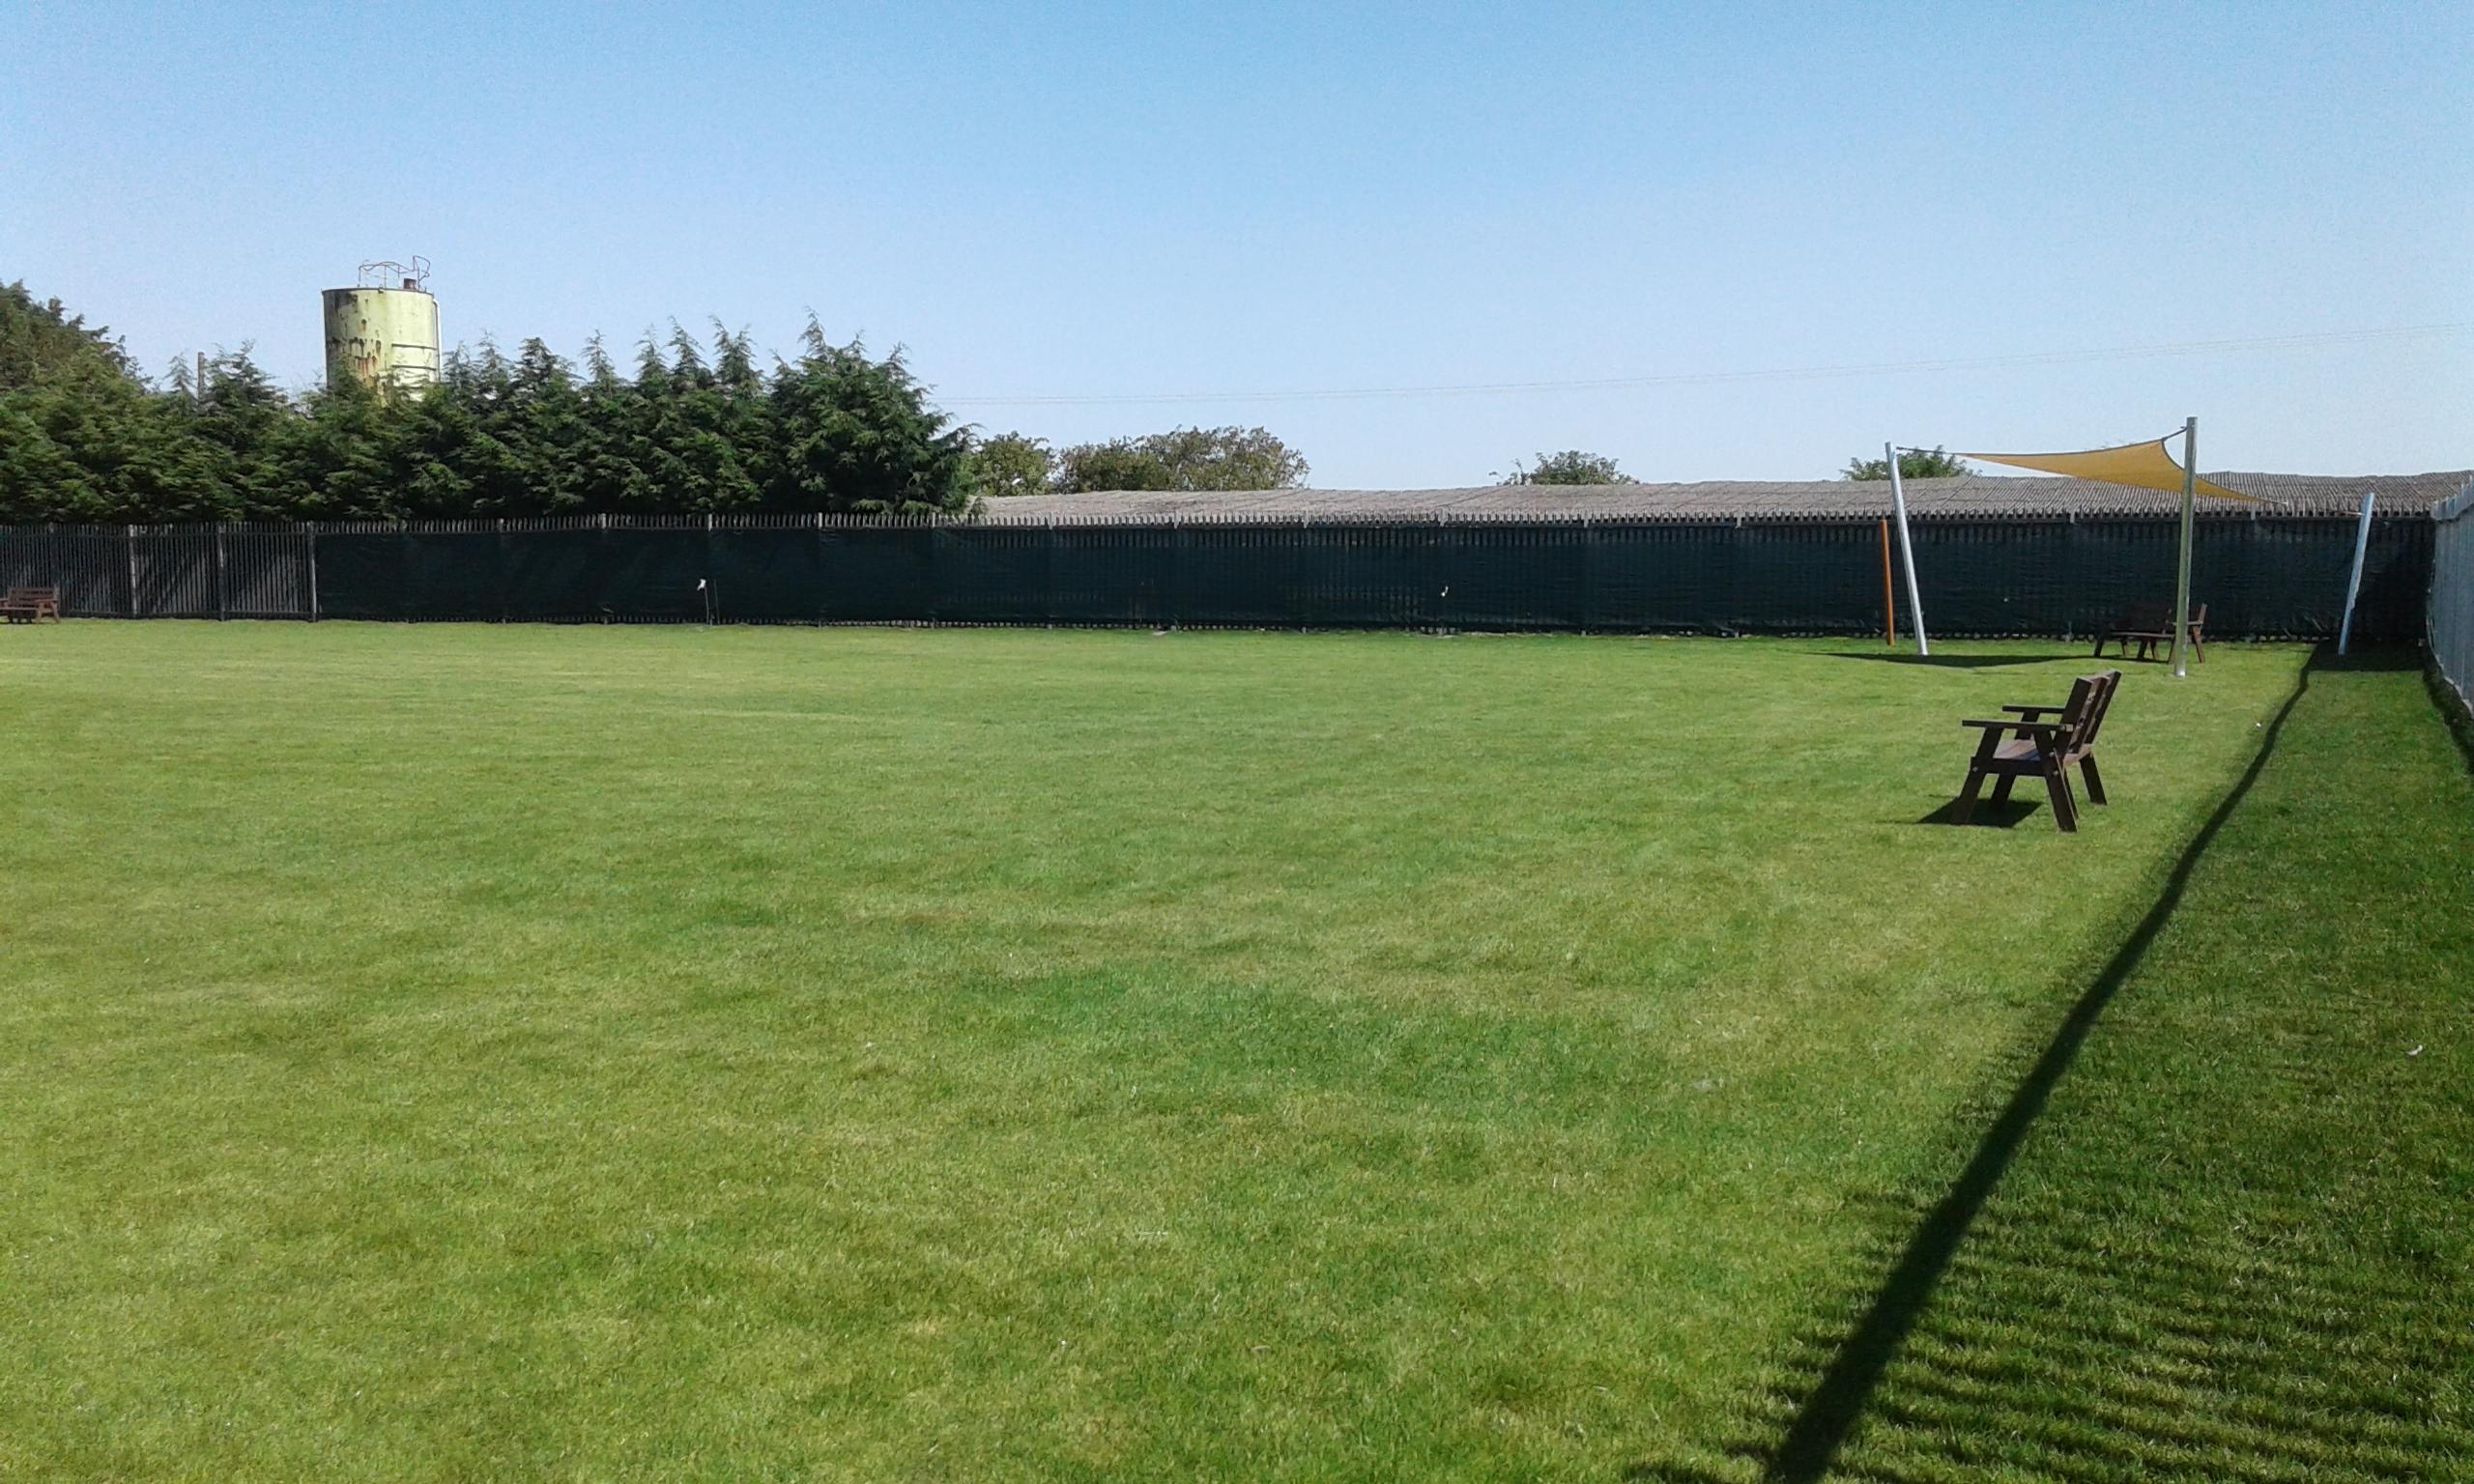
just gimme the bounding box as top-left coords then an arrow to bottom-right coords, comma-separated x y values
1912,798 -> 2041,828
2312,643 -> 2422,673
1822,652 -> 2058,668
1638,652 -> 2322,1484
2427,662 -> 2474,776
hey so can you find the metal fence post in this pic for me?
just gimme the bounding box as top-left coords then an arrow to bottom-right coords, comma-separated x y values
125,524 -> 138,617
307,524 -> 320,620
214,526 -> 228,620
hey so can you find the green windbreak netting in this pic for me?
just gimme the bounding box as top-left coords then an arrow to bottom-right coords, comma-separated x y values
312,532 -> 411,619
500,530 -> 600,620
819,527 -> 937,621
938,527 -> 1053,623
0,517 -> 2435,639
708,529 -> 825,622
1723,522 -> 1879,634
1046,525 -> 1180,626
1586,523 -> 1726,633
1437,524 -> 1578,631
592,531 -> 708,620
402,533 -> 506,620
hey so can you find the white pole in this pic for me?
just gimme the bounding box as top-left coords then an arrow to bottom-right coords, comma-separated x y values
2338,491 -> 2376,656
1885,442 -> 1928,655
2171,416 -> 2198,677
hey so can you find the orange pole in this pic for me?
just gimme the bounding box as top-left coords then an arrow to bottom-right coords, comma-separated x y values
1880,518 -> 1896,645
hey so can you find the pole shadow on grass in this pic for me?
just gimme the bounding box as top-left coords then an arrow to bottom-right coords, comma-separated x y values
1627,651 -> 2321,1484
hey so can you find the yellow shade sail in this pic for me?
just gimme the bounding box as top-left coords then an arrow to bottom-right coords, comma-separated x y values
1956,437 -> 2259,503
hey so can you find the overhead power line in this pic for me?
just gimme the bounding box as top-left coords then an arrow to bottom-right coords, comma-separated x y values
942,321 -> 2473,410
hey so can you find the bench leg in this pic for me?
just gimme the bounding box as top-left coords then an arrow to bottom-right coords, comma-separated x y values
2080,754 -> 2107,806
1990,773 -> 2018,807
2045,763 -> 2079,832
1954,766 -> 1987,825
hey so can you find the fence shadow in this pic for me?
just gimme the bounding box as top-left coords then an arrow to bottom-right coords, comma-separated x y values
2312,644 -> 2422,672
1822,652 -> 2059,668
2429,663 -> 2474,776
1633,653 -> 2323,1482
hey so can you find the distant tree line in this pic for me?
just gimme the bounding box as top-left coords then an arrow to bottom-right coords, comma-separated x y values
0,287 -> 982,523
979,425 -> 1311,497
1844,446 -> 1968,480
0,281 -> 1320,524
1499,450 -> 1630,485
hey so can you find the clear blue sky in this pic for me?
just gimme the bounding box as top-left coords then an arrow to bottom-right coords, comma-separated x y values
6,1 -> 2467,485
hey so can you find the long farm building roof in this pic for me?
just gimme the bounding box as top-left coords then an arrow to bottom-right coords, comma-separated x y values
981,471 -> 2471,523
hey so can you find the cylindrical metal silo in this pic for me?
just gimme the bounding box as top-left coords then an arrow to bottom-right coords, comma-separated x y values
322,259 -> 442,396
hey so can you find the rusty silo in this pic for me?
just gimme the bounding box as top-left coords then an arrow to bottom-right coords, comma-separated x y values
322,258 -> 442,396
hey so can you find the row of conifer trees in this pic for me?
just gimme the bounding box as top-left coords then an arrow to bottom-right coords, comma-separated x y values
2,282 -> 996,525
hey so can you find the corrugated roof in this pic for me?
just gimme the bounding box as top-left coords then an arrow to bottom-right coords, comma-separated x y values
979,471 -> 2472,523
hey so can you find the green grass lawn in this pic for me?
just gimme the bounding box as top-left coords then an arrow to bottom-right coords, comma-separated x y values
1691,652 -> 2474,1483
0,624 -> 2460,1481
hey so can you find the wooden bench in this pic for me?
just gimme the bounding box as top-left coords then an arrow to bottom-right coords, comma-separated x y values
2096,601 -> 2203,663
1955,669 -> 2121,832
0,586 -> 61,623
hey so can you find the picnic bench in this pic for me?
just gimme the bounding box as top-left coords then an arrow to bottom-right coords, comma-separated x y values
2095,601 -> 2203,663
1955,669 -> 2121,833
1,586 -> 61,623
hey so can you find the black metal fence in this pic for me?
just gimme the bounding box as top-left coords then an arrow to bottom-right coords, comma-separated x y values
0,511 -> 2435,640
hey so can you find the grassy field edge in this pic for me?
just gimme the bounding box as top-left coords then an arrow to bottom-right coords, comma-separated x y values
1637,648 -> 2474,1481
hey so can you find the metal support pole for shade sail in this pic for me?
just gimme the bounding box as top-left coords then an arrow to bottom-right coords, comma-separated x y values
2338,491 -> 2376,656
2171,416 -> 2197,677
1885,443 -> 1928,655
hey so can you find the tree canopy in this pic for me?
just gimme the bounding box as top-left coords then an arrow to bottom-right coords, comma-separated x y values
0,300 -> 982,524
0,280 -> 137,393
1053,426 -> 1308,493
1844,446 -> 1969,480
1501,450 -> 1628,485
965,433 -> 1056,499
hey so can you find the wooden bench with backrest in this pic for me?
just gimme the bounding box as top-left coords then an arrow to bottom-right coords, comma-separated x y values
1,586 -> 61,623
2096,601 -> 2203,663
1954,669 -> 2121,832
